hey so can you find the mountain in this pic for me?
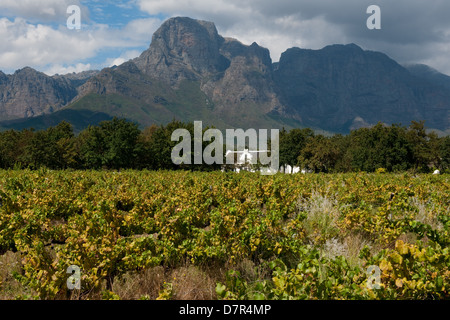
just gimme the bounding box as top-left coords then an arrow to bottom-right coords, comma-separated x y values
72,17 -> 287,130
0,17 -> 449,134
274,44 -> 450,132
0,67 -> 78,121
404,64 -> 450,90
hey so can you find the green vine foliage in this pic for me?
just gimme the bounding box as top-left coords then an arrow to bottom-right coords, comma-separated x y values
0,170 -> 448,299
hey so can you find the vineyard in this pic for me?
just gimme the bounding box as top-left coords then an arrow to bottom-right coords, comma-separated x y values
0,169 -> 448,300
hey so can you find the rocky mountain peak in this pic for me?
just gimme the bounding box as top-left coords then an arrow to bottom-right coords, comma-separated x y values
130,17 -> 282,118
14,66 -> 36,74
0,66 -> 78,121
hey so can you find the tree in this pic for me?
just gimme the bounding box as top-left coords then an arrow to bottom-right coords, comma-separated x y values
17,122 -> 77,169
439,136 -> 450,172
100,118 -> 142,169
345,123 -> 413,172
279,128 -> 314,167
78,118 -> 141,169
406,121 -> 433,172
77,125 -> 105,169
135,124 -> 158,169
331,134 -> 353,172
147,120 -> 194,170
298,135 -> 341,173
0,130 -> 23,168
46,121 -> 77,169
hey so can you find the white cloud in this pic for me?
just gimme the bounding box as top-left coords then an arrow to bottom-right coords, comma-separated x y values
138,0 -> 249,20
224,15 -> 347,61
0,16 -> 160,74
410,43 -> 450,76
121,17 -> 163,43
0,18 -> 99,71
106,50 -> 142,67
0,0 -> 86,23
43,63 -> 92,76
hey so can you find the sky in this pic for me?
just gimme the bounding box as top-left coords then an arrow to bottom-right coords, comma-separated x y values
1,0 -> 450,76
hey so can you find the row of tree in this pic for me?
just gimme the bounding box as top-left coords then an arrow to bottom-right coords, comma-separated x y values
280,121 -> 449,173
0,119 -> 219,171
0,118 -> 448,173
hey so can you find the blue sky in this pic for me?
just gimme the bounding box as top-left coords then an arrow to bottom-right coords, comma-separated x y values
70,1 -> 156,71
1,0 -> 450,76
87,1 -> 153,27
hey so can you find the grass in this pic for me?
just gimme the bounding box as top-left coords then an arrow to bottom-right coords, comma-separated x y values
0,251 -> 34,299
409,197 -> 445,231
85,264 -> 218,300
0,261 -> 220,300
321,233 -> 376,268
297,190 -> 341,243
